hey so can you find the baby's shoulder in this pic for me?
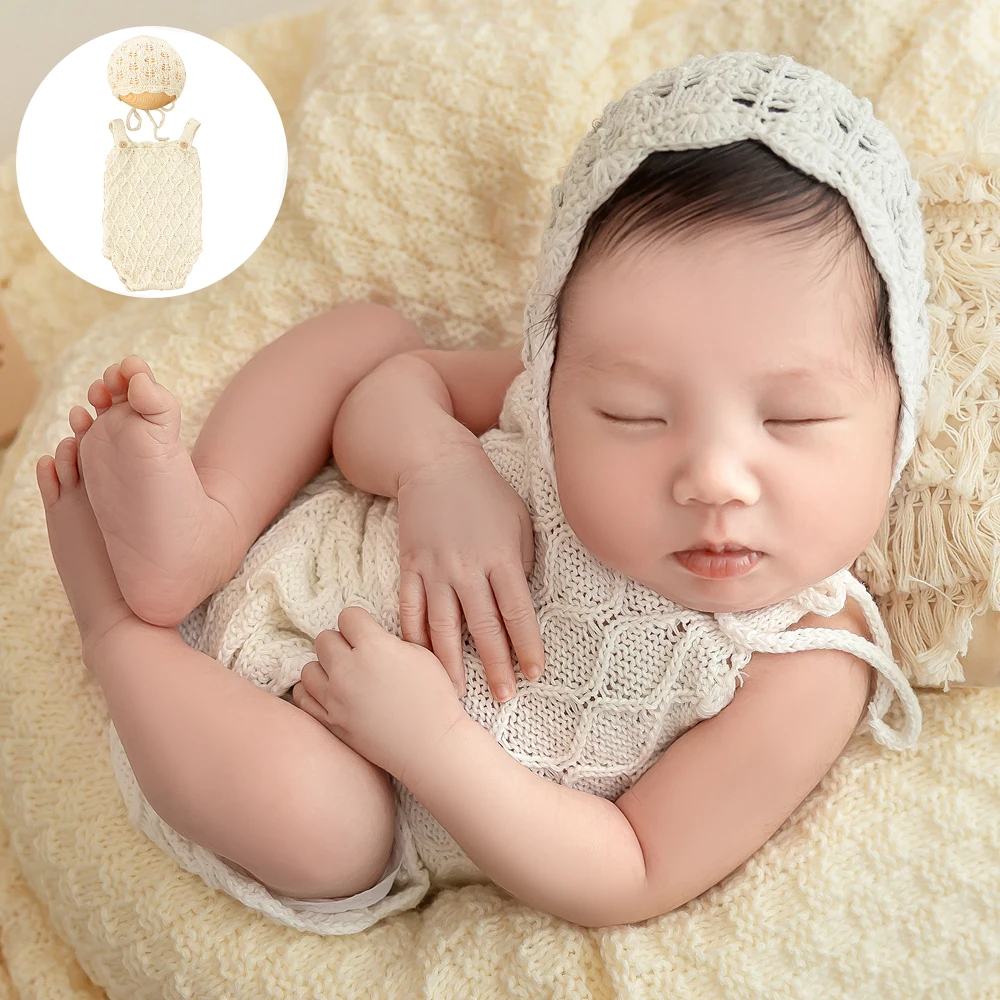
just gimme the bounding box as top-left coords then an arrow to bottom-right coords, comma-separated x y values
743,594 -> 877,715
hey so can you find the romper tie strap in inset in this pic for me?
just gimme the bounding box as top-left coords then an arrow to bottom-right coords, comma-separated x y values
178,118 -> 200,148
109,118 -> 129,148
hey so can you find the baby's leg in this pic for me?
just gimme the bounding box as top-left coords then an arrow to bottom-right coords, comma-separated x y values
75,302 -> 423,627
37,433 -> 396,899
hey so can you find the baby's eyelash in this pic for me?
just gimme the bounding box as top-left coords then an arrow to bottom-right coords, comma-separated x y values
597,411 -> 841,426
601,415 -> 833,422
766,417 -> 838,425
598,412 -> 663,424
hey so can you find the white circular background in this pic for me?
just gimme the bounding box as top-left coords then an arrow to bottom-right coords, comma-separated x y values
15,25 -> 288,298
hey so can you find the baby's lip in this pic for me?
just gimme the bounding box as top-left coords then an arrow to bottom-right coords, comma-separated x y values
678,539 -> 758,553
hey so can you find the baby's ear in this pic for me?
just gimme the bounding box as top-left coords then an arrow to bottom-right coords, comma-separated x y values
0,302 -> 39,449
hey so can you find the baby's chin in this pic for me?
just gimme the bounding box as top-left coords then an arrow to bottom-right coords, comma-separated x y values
633,559 -> 837,615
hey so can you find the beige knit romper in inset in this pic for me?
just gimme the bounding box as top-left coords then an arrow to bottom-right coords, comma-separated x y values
102,117 -> 202,292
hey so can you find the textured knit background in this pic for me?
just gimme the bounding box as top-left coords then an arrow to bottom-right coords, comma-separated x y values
1,0 -> 999,998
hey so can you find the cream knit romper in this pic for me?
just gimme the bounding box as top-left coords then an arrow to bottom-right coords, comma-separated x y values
102,116 -> 203,292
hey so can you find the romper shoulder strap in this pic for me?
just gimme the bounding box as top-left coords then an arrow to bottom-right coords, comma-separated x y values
179,119 -> 201,146
716,572 -> 923,751
109,119 -> 128,146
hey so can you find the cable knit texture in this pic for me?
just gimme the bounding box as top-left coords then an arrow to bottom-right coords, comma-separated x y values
0,1 -> 999,997
105,52 -> 931,935
102,117 -> 202,291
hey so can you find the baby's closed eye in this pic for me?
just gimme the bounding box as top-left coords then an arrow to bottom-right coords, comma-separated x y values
764,414 -> 845,424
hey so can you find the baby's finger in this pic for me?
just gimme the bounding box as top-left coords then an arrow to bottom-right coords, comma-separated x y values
489,562 -> 545,680
297,662 -> 329,708
457,579 -> 516,702
290,681 -> 328,722
314,629 -> 348,667
424,580 -> 466,695
399,569 -> 431,648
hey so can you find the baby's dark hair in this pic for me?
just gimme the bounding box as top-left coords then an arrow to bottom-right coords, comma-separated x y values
544,139 -> 893,382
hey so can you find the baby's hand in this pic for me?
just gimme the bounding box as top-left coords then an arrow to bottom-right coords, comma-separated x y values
290,606 -> 464,784
396,446 -> 544,702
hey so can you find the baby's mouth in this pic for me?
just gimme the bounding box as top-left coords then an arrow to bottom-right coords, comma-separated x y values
672,545 -> 763,579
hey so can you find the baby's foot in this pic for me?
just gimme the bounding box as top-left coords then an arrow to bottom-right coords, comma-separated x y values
35,435 -> 139,665
74,356 -> 237,627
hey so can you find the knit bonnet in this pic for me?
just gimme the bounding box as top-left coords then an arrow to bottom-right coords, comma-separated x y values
505,49 -> 931,498
107,35 -> 186,140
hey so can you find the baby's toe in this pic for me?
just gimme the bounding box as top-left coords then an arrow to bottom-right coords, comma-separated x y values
53,436 -> 80,488
125,372 -> 177,425
87,379 -> 113,414
119,355 -> 156,383
101,363 -> 129,403
69,405 -> 93,441
35,455 -> 60,508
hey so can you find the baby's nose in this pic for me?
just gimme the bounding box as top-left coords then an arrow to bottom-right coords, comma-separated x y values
671,446 -> 761,508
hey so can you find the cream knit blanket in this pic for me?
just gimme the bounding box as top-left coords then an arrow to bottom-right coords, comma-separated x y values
0,0 -> 999,997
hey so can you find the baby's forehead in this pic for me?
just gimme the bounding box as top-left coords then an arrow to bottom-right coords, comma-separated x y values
558,338 -> 866,389
555,244 -> 880,382
565,224 -> 871,315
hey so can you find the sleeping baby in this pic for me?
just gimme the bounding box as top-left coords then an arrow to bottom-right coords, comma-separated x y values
36,51 -> 928,934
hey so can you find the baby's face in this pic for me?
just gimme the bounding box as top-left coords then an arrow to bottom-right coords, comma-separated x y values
548,226 -> 900,613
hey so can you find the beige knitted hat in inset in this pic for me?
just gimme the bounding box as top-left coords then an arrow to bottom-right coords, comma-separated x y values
107,35 -> 186,140
107,34 -> 186,102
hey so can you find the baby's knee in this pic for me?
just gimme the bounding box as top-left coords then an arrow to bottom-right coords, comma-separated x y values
334,300 -> 427,356
260,757 -> 397,900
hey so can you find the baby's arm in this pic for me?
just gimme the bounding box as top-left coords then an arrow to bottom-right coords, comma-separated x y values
333,345 -> 543,702
332,345 -> 524,496
401,602 -> 874,928
612,602 -> 875,924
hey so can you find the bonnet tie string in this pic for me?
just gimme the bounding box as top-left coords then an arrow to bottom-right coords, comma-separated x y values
125,100 -> 176,141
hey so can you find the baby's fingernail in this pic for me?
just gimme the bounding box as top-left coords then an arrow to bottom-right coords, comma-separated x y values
524,665 -> 541,680
496,683 -> 512,701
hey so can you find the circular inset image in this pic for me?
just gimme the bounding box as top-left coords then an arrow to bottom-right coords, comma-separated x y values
16,25 -> 288,297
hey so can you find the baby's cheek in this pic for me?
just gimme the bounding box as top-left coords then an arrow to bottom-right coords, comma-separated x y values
558,450 -> 640,557
550,399 -> 659,562
850,427 -> 897,536
802,451 -> 887,563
